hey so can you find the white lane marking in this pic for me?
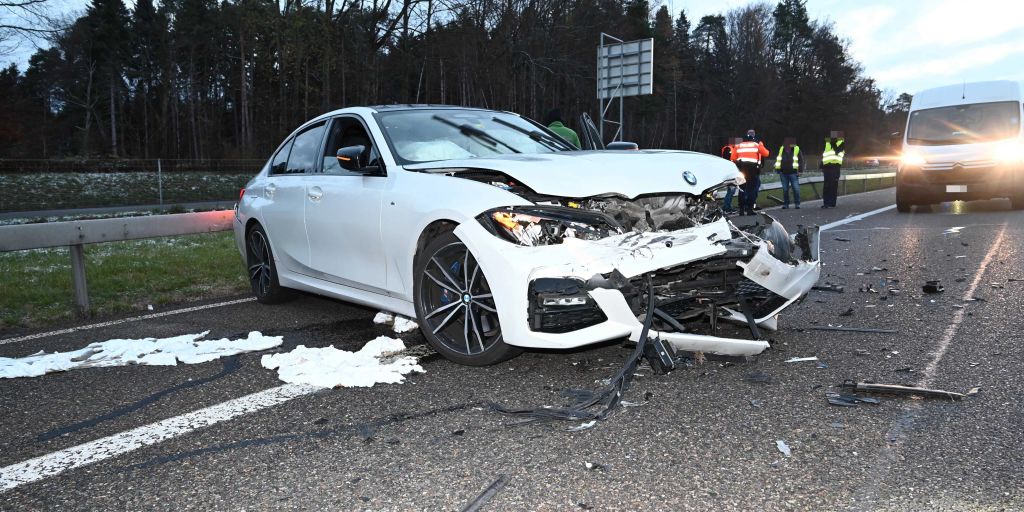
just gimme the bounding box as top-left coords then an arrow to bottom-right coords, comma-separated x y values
820,204 -> 897,232
920,224 -> 1006,385
851,224 -> 1006,509
0,298 -> 256,346
0,383 -> 318,492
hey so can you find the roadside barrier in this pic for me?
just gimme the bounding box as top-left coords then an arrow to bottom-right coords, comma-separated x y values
0,210 -> 235,316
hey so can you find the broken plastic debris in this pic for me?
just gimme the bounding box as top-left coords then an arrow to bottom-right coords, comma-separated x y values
922,281 -> 944,294
825,392 -> 880,407
568,420 -> 598,432
776,440 -> 791,457
260,336 -> 424,388
816,360 -> 829,369
784,356 -> 818,363
0,331 -> 282,379
584,462 -> 606,471
812,283 -> 845,293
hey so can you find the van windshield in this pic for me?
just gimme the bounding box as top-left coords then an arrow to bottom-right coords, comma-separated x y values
907,101 -> 1021,146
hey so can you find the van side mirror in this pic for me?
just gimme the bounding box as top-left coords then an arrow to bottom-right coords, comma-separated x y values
888,132 -> 903,150
606,141 -> 639,150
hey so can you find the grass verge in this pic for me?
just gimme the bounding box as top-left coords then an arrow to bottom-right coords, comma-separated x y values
0,232 -> 248,330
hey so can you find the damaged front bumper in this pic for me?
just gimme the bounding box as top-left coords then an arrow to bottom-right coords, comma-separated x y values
455,216 -> 821,357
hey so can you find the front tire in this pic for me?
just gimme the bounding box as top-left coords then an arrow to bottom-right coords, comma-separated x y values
414,230 -> 521,366
896,185 -> 913,213
246,224 -> 294,304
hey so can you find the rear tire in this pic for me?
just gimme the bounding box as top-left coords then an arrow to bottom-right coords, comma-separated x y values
246,224 -> 295,304
414,230 -> 521,366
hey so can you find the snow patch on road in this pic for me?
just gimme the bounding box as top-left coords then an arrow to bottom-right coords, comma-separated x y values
373,310 -> 419,333
0,331 -> 283,379
260,336 -> 424,388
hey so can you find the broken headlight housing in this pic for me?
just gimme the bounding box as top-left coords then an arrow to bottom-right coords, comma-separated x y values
477,206 -> 622,246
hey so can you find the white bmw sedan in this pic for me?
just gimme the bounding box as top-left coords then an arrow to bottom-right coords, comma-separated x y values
235,105 -> 821,365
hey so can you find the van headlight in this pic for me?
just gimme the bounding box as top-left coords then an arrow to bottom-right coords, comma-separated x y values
478,206 -> 621,246
994,142 -> 1024,163
901,152 -> 927,167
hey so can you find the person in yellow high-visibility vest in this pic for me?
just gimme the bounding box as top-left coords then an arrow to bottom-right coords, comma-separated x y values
821,134 -> 845,208
775,139 -> 802,208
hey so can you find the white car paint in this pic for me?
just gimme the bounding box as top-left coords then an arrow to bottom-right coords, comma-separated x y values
234,106 -> 821,359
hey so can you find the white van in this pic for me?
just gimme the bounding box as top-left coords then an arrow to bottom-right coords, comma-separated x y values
896,80 -> 1024,212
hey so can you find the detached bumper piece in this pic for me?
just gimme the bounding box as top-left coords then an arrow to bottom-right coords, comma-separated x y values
528,278 -> 607,333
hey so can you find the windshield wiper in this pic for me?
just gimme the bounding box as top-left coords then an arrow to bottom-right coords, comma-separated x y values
490,117 -> 575,151
431,115 -> 521,154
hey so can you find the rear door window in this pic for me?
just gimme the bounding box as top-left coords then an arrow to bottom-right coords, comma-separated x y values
285,122 -> 327,174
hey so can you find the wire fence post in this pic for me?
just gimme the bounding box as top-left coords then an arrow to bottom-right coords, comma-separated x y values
157,158 -> 164,205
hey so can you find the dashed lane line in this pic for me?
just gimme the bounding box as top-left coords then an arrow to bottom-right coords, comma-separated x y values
0,297 -> 256,346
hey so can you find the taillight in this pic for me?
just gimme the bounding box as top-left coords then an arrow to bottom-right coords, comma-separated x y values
239,188 -> 245,201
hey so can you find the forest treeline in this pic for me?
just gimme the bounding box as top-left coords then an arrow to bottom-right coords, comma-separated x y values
0,0 -> 911,160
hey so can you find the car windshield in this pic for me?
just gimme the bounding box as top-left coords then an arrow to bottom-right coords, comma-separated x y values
907,101 -> 1021,146
375,109 -> 574,164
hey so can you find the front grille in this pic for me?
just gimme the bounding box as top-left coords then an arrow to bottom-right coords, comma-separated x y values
532,306 -> 607,333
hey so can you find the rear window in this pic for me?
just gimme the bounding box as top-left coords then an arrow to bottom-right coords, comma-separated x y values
908,101 -> 1021,146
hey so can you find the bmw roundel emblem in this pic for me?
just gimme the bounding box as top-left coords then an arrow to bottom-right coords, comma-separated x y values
682,171 -> 697,186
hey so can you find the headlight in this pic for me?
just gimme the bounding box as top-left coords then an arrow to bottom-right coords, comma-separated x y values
477,206 -> 622,246
994,142 -> 1024,163
901,152 -> 927,167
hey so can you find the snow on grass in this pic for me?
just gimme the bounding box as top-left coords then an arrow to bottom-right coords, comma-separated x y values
0,331 -> 282,379
373,310 -> 419,334
260,336 -> 424,388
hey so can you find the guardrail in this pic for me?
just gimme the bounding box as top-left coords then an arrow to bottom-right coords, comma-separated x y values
0,210 -> 235,316
758,172 -> 896,200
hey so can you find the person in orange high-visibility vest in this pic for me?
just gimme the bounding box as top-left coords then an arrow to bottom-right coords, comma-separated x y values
730,129 -> 770,215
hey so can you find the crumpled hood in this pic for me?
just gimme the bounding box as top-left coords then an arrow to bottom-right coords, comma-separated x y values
404,150 -> 741,199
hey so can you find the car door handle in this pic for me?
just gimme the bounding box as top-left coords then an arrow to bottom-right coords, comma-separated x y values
308,186 -> 323,202
265,183 -> 277,199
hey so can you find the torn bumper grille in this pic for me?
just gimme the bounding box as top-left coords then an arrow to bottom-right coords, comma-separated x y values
453,216 -> 821,357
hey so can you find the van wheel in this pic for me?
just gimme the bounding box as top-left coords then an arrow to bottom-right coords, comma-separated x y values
1011,195 -> 1024,210
896,186 -> 913,213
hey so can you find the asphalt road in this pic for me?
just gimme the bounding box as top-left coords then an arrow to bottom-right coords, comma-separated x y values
2,187 -> 1022,511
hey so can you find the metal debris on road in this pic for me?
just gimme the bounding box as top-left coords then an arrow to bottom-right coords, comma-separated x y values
922,280 -> 944,294
459,474 -> 509,512
776,440 -> 791,457
784,356 -> 818,363
843,380 -> 974,400
809,326 -> 898,334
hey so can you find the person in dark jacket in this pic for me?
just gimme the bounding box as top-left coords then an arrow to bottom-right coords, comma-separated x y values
543,108 -> 581,148
774,138 -> 802,209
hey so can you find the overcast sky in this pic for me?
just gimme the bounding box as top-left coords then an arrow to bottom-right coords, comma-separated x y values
4,0 -> 1024,97
673,0 -> 1024,97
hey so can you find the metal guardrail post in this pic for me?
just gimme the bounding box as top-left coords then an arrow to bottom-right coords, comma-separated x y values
157,158 -> 164,205
810,182 -> 820,199
69,244 -> 90,317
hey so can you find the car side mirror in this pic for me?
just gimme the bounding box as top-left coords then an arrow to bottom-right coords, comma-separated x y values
606,141 -> 639,150
337,145 -> 367,171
